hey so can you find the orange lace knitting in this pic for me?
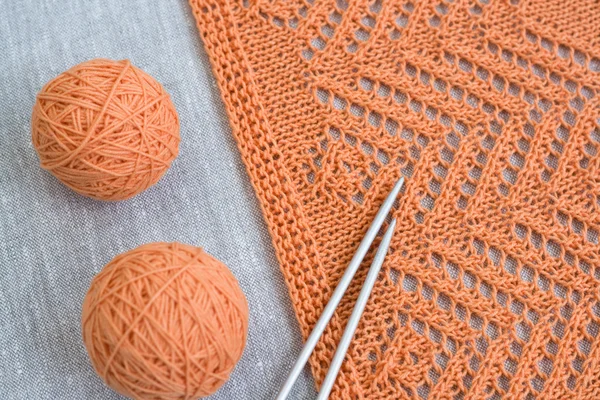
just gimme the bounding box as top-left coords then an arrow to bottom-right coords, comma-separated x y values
189,0 -> 600,398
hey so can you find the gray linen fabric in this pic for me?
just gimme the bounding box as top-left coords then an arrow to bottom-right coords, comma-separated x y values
0,0 -> 316,398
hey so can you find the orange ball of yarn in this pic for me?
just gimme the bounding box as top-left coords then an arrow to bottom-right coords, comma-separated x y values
31,59 -> 180,201
81,242 -> 249,399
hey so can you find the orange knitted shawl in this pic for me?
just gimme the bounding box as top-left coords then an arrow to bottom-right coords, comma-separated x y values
189,0 -> 600,398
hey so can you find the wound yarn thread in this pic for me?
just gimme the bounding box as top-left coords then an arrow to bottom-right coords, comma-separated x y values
190,0 -> 600,398
32,59 -> 180,201
81,242 -> 248,400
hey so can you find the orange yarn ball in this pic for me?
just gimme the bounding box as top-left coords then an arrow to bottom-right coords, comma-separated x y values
81,242 -> 249,400
31,59 -> 180,201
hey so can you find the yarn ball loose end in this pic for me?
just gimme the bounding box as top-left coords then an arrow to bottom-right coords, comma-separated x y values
32,59 -> 180,201
82,242 -> 249,399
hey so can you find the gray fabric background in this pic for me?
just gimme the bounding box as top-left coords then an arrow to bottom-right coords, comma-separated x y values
0,0 -> 316,398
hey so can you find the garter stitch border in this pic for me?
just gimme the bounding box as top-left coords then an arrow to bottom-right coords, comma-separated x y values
189,0 -> 600,398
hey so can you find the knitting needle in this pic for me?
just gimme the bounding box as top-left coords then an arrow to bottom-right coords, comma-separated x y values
276,176 -> 404,400
316,218 -> 397,400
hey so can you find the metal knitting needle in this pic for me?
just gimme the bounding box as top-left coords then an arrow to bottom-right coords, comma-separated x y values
316,218 -> 397,400
276,177 -> 404,400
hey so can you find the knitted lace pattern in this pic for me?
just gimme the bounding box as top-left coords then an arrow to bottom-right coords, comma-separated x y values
189,0 -> 600,398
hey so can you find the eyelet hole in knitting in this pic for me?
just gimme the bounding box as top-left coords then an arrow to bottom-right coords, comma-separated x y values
385,119 -> 398,136
350,103 -> 365,117
396,13 -> 409,28
368,111 -> 382,127
302,48 -> 314,60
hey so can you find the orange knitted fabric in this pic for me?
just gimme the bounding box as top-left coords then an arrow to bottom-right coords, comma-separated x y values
189,0 -> 600,398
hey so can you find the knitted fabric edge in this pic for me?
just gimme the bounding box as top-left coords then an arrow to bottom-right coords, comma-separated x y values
188,0 -> 333,386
